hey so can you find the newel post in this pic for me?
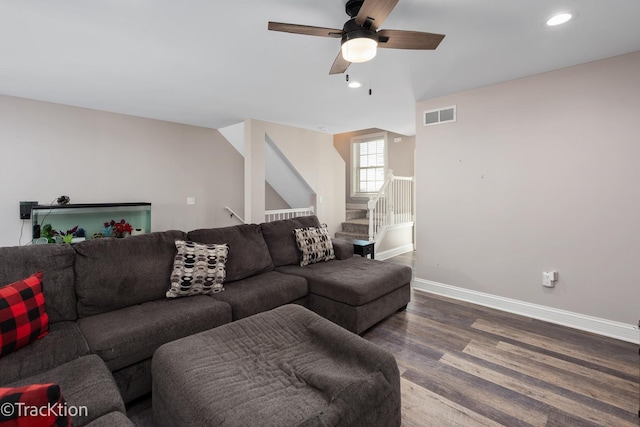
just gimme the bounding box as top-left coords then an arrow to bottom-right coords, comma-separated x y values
387,170 -> 395,226
367,197 -> 376,241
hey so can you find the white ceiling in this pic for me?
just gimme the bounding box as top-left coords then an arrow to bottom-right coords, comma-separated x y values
1,1 -> 639,136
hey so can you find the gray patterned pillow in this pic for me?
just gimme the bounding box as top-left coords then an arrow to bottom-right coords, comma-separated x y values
167,240 -> 228,298
293,226 -> 335,267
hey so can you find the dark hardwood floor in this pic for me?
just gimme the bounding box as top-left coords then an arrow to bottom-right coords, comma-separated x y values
130,251 -> 638,426
370,251 -> 639,426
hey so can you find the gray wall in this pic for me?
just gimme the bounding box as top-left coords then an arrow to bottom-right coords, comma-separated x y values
414,51 -> 640,325
265,182 -> 290,210
1,95 -> 244,247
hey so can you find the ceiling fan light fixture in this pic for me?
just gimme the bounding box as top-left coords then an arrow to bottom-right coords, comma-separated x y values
269,1 -> 446,75
546,12 -> 572,26
341,33 -> 378,63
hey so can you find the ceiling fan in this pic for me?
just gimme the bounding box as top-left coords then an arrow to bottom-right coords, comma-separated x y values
268,0 -> 445,75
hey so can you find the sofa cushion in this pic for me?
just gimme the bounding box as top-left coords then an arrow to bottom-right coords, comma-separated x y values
0,321 -> 89,385
78,296 -> 231,371
260,216 -> 322,267
277,257 -> 413,306
167,241 -> 228,298
6,355 -> 126,427
74,230 -> 187,317
209,271 -> 308,320
0,272 -> 49,358
187,224 -> 274,282
0,383 -> 71,426
0,244 -> 76,323
293,226 -> 335,266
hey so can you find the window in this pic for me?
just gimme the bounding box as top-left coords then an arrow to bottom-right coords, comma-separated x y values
352,133 -> 386,196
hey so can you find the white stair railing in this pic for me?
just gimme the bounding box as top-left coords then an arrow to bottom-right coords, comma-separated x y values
265,206 -> 315,222
367,170 -> 414,242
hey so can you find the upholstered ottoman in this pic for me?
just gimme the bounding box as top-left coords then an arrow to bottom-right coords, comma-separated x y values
152,304 -> 401,426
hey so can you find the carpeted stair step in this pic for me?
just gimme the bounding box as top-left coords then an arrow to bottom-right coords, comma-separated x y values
341,218 -> 369,234
346,209 -> 367,221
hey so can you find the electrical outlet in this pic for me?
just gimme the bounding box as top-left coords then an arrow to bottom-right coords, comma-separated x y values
542,271 -> 557,288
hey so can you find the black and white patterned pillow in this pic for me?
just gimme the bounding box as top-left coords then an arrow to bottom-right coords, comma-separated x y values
293,226 -> 335,267
167,240 -> 228,298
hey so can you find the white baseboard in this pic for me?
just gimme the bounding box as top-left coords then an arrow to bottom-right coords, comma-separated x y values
413,278 -> 639,344
376,244 -> 414,261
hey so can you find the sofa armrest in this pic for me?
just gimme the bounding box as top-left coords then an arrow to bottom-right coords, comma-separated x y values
332,238 -> 354,259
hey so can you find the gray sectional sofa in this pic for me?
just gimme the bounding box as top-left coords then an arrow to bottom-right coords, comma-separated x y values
0,215 -> 411,426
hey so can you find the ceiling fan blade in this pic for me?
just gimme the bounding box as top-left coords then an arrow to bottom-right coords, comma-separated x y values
377,29 -> 445,49
355,0 -> 399,30
329,51 -> 351,74
268,22 -> 343,38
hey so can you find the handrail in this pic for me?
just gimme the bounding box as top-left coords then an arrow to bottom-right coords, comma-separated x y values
367,170 -> 393,241
367,169 -> 414,241
224,206 -> 245,224
367,171 -> 394,212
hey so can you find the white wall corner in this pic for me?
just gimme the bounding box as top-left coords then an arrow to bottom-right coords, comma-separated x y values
219,122 -> 245,156
412,278 -> 639,344
264,133 -> 314,209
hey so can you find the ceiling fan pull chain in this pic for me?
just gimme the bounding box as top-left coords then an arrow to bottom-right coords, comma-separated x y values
346,74 -> 349,82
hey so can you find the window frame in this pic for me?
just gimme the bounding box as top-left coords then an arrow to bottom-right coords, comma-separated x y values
350,132 -> 388,198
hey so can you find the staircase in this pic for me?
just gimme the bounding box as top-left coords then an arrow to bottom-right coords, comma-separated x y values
335,171 -> 415,259
335,209 -> 370,241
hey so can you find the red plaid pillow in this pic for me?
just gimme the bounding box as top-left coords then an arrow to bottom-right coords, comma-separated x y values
0,383 -> 72,427
0,273 -> 49,358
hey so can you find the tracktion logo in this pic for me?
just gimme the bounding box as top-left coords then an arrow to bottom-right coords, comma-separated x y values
1,401 -> 88,418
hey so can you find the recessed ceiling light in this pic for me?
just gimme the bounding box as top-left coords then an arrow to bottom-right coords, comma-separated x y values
546,12 -> 572,26
348,81 -> 362,88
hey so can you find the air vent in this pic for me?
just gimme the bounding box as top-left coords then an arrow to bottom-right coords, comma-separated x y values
423,105 -> 456,126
